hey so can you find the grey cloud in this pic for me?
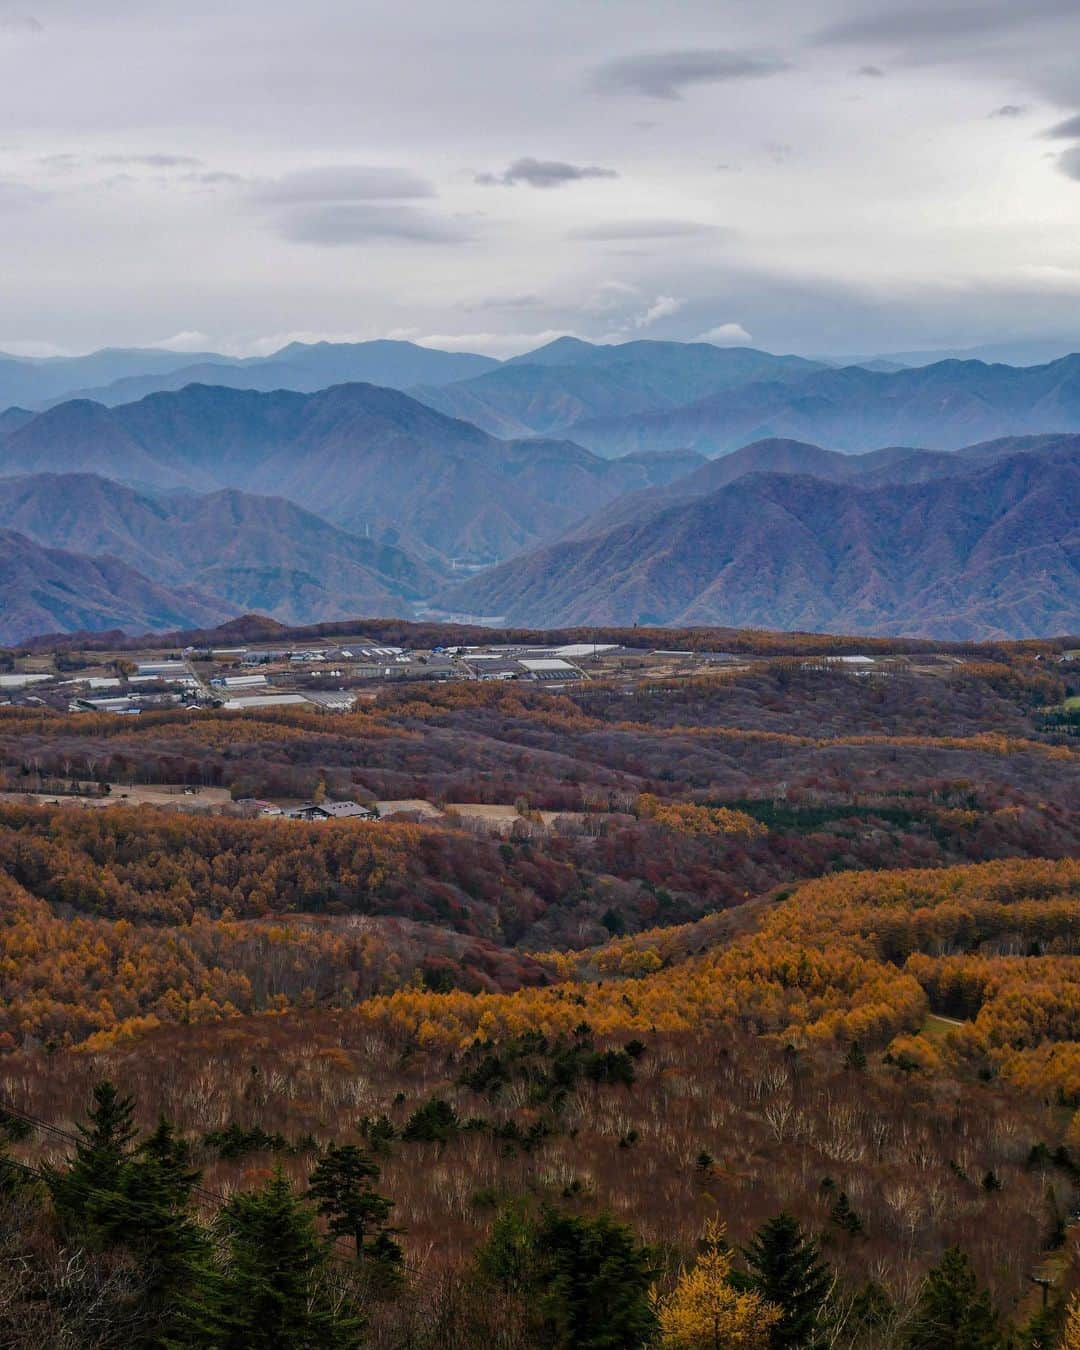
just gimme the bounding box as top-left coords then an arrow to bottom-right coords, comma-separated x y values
1044,113 -> 1080,138
463,293 -> 546,312
99,153 -> 204,168
184,170 -> 249,189
990,104 -> 1027,118
250,165 -> 435,206
590,49 -> 788,100
37,151 -> 204,173
857,65 -> 885,77
0,179 -> 47,208
816,1 -> 1075,46
475,157 -> 617,188
571,219 -> 721,240
1058,146 -> 1080,179
277,203 -> 470,245
0,14 -> 41,33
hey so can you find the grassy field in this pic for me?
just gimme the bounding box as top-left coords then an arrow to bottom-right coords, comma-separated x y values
921,1011 -> 967,1044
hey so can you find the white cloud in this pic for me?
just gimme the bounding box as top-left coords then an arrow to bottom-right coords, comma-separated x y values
0,337 -> 70,357
150,330 -> 217,352
698,322 -> 753,345
634,294 -> 683,328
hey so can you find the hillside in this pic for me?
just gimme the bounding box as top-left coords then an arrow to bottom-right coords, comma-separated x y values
412,340 -> 826,439
561,433 -> 1080,541
0,659 -> 1075,1341
0,474 -> 439,626
0,382 -> 699,564
440,443 -> 1080,638
0,529 -> 235,644
573,354 -> 1080,456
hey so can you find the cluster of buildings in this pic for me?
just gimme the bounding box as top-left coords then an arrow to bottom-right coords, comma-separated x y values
0,634 -> 789,717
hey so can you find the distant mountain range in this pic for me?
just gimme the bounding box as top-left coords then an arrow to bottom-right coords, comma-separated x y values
410,339 -> 825,438
438,437 -> 1080,639
0,382 -> 701,564
569,355 -> 1080,457
0,529 -> 236,645
0,339 -> 499,411
858,337 -> 1080,369
7,337 -> 1080,460
1,336 -> 1079,644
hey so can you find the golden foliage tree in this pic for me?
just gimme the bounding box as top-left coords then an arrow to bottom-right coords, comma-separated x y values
657,1219 -> 780,1349
1061,1296 -> 1080,1350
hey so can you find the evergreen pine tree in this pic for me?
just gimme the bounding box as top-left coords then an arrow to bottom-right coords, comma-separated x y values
207,1167 -> 362,1350
46,1089 -> 213,1347
906,1247 -> 1003,1350
742,1212 -> 832,1349
477,1203 -> 658,1349
530,1207 -> 659,1350
829,1191 -> 863,1237
46,1079 -> 138,1235
113,1148 -> 216,1349
138,1115 -> 200,1209
308,1143 -> 401,1265
843,1042 -> 867,1071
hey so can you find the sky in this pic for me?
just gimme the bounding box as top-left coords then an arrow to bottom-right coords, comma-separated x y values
2,0 -> 1080,360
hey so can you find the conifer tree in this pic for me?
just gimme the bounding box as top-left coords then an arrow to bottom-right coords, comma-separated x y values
829,1192 -> 863,1237
308,1143 -> 402,1269
741,1212 -> 831,1349
843,1042 -> 867,1071
138,1115 -> 200,1209
477,1203 -> 658,1349
47,1079 -> 138,1234
46,1088 -> 212,1346
533,1207 -> 658,1350
207,1167 -> 361,1349
114,1148 -> 215,1349
906,1247 -> 1002,1350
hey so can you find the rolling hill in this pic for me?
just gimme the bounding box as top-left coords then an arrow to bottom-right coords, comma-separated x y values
437,442 -> 1080,639
0,383 -> 701,564
0,530 -> 236,645
0,474 -> 440,627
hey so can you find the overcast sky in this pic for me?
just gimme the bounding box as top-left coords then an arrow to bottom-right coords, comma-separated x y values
2,0 -> 1080,359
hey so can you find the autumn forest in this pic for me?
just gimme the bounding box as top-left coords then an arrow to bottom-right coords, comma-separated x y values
0,639 -> 1078,1347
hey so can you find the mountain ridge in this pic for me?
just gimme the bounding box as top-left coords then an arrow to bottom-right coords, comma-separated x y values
571,354 -> 1080,457
438,442 -> 1080,639
0,472 -> 439,627
0,381 -> 702,564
